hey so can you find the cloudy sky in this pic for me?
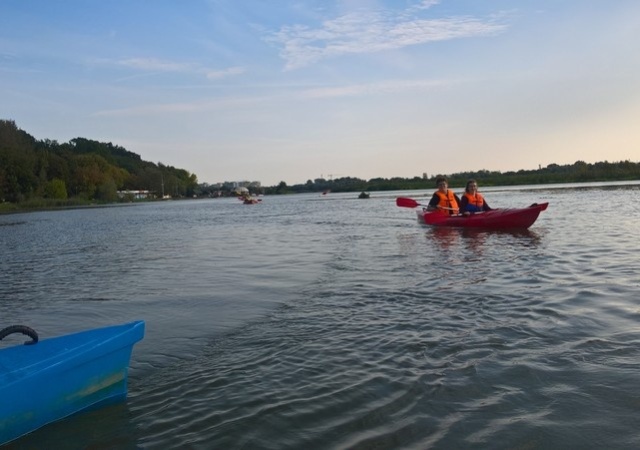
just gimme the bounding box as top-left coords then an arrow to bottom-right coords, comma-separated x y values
2,0 -> 639,186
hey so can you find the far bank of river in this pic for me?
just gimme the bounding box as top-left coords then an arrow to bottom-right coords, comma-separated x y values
2,179 -> 639,215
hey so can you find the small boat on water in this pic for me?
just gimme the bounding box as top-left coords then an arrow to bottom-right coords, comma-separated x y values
358,191 -> 370,199
238,193 -> 261,204
396,197 -> 548,229
417,203 -> 548,228
0,321 -> 145,445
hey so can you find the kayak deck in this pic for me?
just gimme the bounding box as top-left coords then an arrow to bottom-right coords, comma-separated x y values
416,202 -> 549,229
0,321 -> 145,445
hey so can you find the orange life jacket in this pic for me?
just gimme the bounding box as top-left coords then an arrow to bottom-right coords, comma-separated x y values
463,192 -> 485,211
435,190 -> 459,215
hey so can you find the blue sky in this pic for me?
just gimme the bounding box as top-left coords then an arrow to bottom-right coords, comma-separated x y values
2,1 -> 639,186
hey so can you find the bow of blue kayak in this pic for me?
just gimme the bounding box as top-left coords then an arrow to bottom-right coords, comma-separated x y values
0,320 -> 145,445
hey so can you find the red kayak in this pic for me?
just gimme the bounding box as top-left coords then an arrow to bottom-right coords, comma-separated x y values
238,196 -> 261,204
396,197 -> 548,229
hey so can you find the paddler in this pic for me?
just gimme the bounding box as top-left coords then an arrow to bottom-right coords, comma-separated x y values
459,179 -> 492,215
426,176 -> 460,215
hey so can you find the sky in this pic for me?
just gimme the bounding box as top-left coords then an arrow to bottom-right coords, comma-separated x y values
1,0 -> 639,186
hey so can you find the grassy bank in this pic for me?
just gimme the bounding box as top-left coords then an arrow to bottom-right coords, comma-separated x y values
0,197 -> 131,215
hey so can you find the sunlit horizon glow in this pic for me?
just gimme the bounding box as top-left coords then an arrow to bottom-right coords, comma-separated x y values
1,0 -> 639,186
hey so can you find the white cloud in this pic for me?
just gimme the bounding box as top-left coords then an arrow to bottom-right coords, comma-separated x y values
206,66 -> 246,80
117,57 -> 195,72
301,78 -> 453,99
267,5 -> 508,70
106,58 -> 245,81
91,96 -> 260,117
411,0 -> 440,12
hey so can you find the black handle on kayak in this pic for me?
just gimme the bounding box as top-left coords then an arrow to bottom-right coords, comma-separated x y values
0,325 -> 39,345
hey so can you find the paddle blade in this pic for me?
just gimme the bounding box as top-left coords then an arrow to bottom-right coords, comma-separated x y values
396,197 -> 421,208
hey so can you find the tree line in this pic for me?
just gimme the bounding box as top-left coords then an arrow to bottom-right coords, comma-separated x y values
2,118 -> 639,206
264,160 -> 640,195
0,119 -> 198,206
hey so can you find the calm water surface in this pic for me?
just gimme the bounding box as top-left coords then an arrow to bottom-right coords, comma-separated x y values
1,182 -> 639,449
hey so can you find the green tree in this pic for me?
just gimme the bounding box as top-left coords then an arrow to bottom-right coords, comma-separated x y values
44,178 -> 68,199
275,181 -> 288,194
95,178 -> 118,202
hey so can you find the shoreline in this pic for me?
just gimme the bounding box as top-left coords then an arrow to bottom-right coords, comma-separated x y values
2,179 -> 639,216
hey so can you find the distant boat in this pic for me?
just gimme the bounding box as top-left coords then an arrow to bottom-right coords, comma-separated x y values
238,195 -> 261,204
358,191 -> 370,199
0,321 -> 145,445
322,190 -> 330,196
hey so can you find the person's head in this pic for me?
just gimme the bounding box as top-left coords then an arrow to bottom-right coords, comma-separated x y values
465,179 -> 478,193
435,176 -> 448,192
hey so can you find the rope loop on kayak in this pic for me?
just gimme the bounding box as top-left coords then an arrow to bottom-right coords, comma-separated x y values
0,325 -> 39,345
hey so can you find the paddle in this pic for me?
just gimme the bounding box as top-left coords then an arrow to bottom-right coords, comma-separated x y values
395,197 -> 457,211
396,197 -> 422,208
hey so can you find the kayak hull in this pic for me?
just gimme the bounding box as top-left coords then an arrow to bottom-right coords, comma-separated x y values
416,203 -> 549,229
0,321 -> 145,445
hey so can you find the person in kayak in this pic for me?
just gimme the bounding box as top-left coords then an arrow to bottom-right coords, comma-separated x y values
459,179 -> 491,215
427,176 -> 460,215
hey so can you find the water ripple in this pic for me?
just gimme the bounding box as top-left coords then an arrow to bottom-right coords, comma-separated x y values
2,188 -> 640,449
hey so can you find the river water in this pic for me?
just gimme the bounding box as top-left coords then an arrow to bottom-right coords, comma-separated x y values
1,182 -> 639,449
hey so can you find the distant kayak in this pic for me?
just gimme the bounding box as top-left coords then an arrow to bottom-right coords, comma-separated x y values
238,195 -> 261,204
416,203 -> 549,229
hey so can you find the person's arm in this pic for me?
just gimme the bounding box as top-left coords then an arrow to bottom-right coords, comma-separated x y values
454,194 -> 462,214
458,195 -> 468,212
426,193 -> 439,210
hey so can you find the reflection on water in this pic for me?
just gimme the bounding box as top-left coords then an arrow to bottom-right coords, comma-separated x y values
428,226 -> 544,262
5,402 -> 139,449
429,227 -> 463,252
